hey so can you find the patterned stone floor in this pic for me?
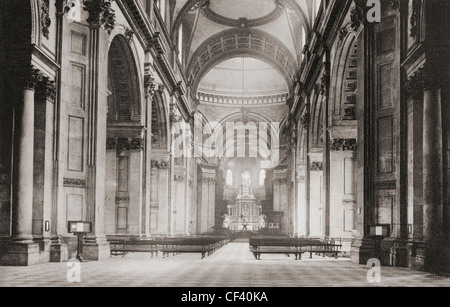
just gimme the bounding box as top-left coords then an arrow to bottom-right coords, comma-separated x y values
0,242 -> 449,287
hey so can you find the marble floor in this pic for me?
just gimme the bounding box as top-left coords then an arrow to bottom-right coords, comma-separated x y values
0,241 -> 449,287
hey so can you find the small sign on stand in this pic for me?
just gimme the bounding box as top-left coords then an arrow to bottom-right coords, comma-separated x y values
68,221 -> 92,262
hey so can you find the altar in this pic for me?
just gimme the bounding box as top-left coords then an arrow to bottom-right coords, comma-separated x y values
223,184 -> 266,231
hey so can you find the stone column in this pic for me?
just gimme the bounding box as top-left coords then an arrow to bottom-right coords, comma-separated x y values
296,162 -> 307,237
1,66 -> 42,266
32,78 -> 57,261
273,167 -> 287,234
143,73 -> 156,237
422,88 -> 445,272
197,167 -> 215,234
83,2 -> 114,260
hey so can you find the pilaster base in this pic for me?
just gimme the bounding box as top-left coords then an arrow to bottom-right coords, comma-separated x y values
83,236 -> 110,261
50,239 -> 69,262
0,241 -> 40,266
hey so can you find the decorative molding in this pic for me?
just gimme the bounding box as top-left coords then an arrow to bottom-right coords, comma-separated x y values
174,175 -> 186,182
144,74 -> 157,99
36,78 -> 57,102
55,0 -> 77,16
174,157 -> 184,166
201,1 -> 284,29
200,177 -> 215,185
124,28 -> 134,42
116,197 -> 129,202
191,0 -> 210,12
405,66 -> 425,100
197,91 -> 288,106
330,138 -> 357,152
296,174 -> 306,182
106,137 -> 145,151
188,29 -> 296,94
374,180 -> 396,190
24,65 -> 45,90
342,199 -> 357,205
310,161 -> 323,172
350,1 -> 365,31
314,72 -> 330,96
299,112 -> 310,130
41,0 -> 52,39
151,161 -> 170,169
273,178 -> 288,185
83,0 -> 116,32
63,178 -> 86,188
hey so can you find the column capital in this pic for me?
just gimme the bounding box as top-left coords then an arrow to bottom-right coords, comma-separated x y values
36,78 -> 57,102
83,0 -> 116,32
24,65 -> 45,91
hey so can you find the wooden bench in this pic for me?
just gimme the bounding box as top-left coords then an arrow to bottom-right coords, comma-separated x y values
110,239 -> 158,257
160,238 -> 229,259
109,237 -> 229,259
249,237 -> 342,260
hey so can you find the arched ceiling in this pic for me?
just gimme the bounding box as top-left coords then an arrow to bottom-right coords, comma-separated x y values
170,0 -> 315,122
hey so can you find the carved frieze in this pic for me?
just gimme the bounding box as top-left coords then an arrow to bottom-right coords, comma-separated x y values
41,0 -> 52,39
63,178 -> 86,188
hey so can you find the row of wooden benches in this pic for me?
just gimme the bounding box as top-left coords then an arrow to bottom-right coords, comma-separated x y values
109,237 -> 230,259
249,237 -> 343,260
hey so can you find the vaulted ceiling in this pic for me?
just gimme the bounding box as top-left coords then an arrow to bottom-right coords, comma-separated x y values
169,0 -> 316,122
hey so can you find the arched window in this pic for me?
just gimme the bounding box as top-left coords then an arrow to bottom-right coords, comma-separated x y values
226,169 -> 233,186
259,169 -> 266,186
178,24 -> 183,64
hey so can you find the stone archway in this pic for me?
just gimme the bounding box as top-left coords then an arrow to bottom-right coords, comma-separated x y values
104,35 -> 144,237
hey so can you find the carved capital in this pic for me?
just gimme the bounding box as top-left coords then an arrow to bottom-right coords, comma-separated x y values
36,78 -> 57,102
330,138 -> 357,152
24,65 -> 45,90
273,178 -> 287,185
310,161 -> 323,172
174,175 -> 186,182
151,161 -> 170,169
200,177 -> 215,185
83,0 -> 115,32
106,137 -> 145,151
405,66 -> 425,100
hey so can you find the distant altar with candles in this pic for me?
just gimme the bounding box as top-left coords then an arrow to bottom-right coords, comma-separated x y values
223,184 -> 265,231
